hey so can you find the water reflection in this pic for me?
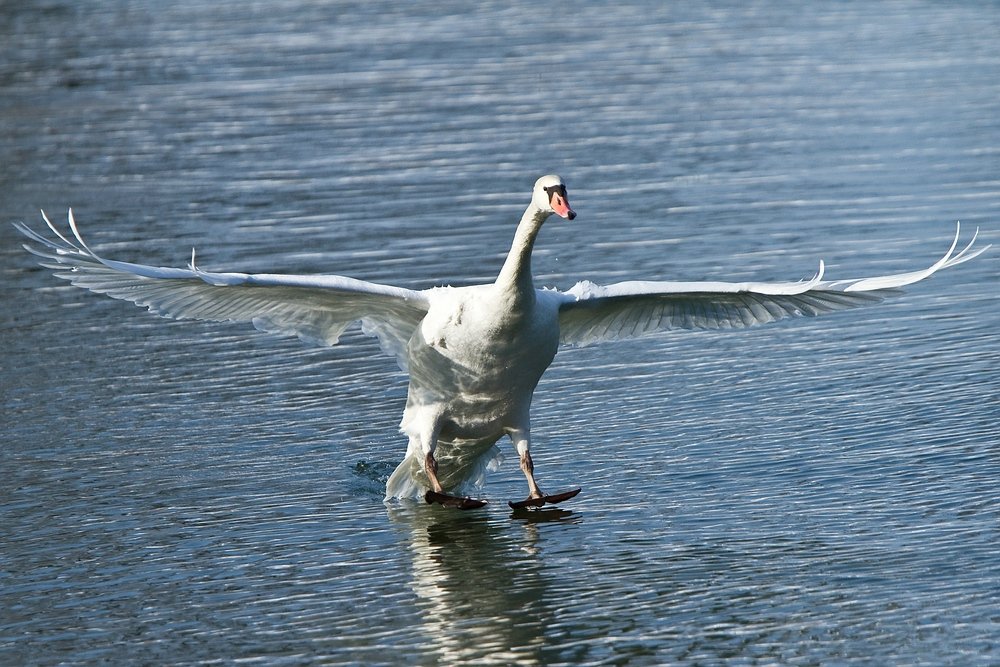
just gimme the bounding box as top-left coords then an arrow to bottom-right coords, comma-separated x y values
387,504 -> 580,665
509,507 -> 579,528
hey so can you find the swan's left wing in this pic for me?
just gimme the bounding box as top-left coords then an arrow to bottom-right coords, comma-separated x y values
16,210 -> 429,369
557,224 -> 989,346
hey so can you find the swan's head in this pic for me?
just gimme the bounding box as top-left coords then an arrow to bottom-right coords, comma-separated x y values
533,174 -> 576,220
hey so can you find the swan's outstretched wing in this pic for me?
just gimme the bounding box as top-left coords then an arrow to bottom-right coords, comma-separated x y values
557,224 -> 989,346
16,210 -> 429,369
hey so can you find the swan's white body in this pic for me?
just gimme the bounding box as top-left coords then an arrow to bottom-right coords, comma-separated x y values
16,175 -> 989,505
392,178 -> 571,501
390,284 -> 563,498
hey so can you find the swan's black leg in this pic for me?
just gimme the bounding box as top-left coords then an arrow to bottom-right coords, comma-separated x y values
422,451 -> 487,510
519,449 -> 544,499
509,438 -> 581,509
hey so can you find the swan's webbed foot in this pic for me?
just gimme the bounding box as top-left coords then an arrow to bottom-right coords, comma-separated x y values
510,444 -> 581,509
425,490 -> 487,510
508,487 -> 581,510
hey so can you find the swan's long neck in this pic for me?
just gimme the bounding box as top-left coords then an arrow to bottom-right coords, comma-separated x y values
495,203 -> 548,299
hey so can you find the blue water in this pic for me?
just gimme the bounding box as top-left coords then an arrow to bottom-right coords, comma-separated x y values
2,1 -> 998,664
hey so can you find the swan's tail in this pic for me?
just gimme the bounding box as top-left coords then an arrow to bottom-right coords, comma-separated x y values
384,454 -> 425,500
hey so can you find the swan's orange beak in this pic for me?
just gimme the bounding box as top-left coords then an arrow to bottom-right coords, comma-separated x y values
550,190 -> 576,220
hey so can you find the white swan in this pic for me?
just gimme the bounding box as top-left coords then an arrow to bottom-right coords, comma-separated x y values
16,175 -> 990,509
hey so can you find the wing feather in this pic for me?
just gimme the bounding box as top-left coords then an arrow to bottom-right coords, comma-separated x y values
557,224 -> 989,346
17,210 -> 430,369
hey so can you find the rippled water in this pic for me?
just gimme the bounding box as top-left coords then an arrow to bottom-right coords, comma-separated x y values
2,1 -> 998,665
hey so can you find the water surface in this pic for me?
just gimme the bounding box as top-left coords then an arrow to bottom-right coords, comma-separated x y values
2,1 -> 998,665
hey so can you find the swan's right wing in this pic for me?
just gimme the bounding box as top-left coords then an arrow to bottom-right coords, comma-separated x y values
556,224 -> 989,346
17,211 -> 430,369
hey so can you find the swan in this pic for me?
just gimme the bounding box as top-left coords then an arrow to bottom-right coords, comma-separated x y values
16,175 -> 990,509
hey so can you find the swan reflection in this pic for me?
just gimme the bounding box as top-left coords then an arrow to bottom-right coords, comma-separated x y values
386,503 -> 580,665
